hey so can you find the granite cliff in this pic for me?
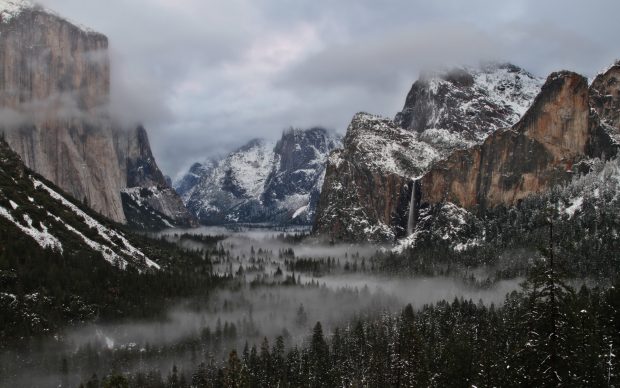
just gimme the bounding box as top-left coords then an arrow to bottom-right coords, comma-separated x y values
314,64 -> 544,241
409,70 -> 619,229
0,1 -> 195,229
315,63 -> 620,243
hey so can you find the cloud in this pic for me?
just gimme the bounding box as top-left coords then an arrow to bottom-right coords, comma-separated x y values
278,23 -> 500,92
0,92 -> 109,129
34,0 -> 620,176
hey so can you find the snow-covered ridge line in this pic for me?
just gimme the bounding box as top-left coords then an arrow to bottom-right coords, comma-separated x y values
176,128 -> 341,225
33,178 -> 160,270
0,0 -> 31,22
46,212 -> 128,270
0,205 -> 63,252
347,113 -> 440,177
0,0 -> 98,34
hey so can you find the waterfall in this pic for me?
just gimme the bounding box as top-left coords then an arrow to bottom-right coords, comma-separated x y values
406,179 -> 420,236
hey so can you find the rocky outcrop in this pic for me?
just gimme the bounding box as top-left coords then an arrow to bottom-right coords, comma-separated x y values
176,128 -> 341,225
395,63 -> 542,151
314,64 -> 543,242
262,128 -> 341,216
0,2 -> 195,229
417,72 -> 589,210
590,61 -> 620,148
410,70 -> 619,225
0,4 -> 123,220
313,114 -> 438,241
117,126 -> 198,229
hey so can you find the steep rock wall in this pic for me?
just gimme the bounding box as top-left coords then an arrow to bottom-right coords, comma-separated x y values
0,7 -> 126,221
0,5 -> 195,227
413,71 -> 616,225
590,61 -> 620,148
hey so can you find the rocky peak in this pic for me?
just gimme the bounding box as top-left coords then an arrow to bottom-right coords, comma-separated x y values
119,125 -> 167,188
313,63 -> 546,243
176,128 -> 341,225
412,71 -> 597,223
342,112 -> 439,176
590,61 -> 620,144
263,127 -> 340,205
273,127 -> 338,171
395,63 -> 543,146
313,63 -> 618,243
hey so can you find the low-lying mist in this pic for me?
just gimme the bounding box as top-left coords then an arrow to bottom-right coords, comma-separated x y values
2,225 -> 524,387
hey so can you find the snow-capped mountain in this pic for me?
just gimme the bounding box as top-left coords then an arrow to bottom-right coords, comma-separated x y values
176,128 -> 341,225
315,62 -> 620,243
395,62 -> 543,152
314,63 -> 545,242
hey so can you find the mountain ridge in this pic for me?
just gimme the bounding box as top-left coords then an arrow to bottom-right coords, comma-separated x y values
176,127 -> 341,225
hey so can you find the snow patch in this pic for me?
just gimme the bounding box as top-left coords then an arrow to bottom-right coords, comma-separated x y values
0,0 -> 31,22
564,197 -> 584,218
0,205 -> 63,252
33,178 -> 160,270
292,205 -> 309,219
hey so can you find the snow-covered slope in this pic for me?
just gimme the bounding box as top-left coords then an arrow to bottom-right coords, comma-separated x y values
395,62 -> 543,151
175,128 -> 341,225
394,156 -> 620,278
0,139 -> 159,271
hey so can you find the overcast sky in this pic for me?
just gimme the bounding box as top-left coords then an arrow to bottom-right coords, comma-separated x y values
37,0 -> 620,178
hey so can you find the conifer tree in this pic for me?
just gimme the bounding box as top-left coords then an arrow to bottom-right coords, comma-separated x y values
309,322 -> 331,387
515,210 -> 575,386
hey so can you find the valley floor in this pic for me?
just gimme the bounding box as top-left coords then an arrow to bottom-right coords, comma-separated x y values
2,225 -> 618,387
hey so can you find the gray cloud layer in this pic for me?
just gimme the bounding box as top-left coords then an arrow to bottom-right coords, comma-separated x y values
37,0 -> 620,177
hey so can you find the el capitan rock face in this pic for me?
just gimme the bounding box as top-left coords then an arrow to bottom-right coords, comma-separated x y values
0,2 -> 195,228
0,4 -> 124,221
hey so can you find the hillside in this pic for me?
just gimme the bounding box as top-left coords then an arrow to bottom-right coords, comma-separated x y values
0,138 -> 215,340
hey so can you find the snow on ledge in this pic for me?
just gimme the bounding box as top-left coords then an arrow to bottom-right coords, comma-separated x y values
0,0 -> 98,34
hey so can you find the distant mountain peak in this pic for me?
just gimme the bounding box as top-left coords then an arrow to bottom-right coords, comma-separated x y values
175,128 -> 342,225
395,62 -> 543,145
